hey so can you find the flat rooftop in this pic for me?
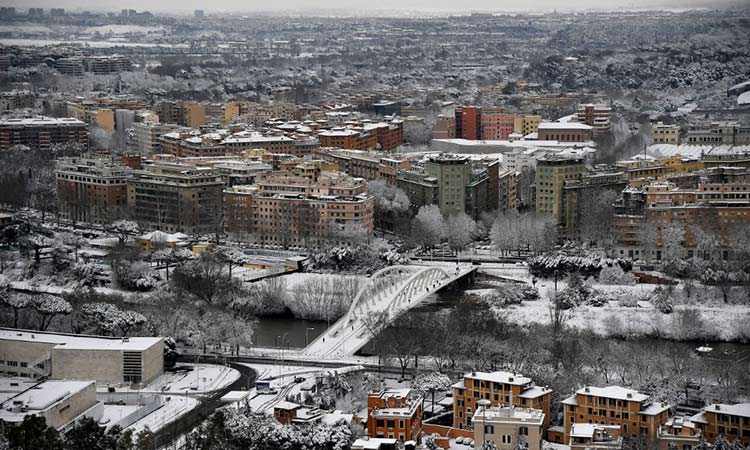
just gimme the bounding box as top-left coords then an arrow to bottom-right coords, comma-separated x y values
0,328 -> 162,352
0,379 -> 94,421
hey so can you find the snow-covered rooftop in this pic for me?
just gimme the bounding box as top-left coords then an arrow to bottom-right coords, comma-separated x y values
576,386 -> 648,402
465,371 -> 532,386
0,329 -> 162,352
538,122 -> 593,130
570,423 -> 620,438
703,403 -> 750,418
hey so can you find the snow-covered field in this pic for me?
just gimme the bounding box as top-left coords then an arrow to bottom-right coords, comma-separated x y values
145,364 -> 240,394
477,271 -> 750,341
126,395 -> 198,434
82,25 -> 163,35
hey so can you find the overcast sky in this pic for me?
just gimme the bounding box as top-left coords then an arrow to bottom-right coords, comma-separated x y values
5,0 -> 742,14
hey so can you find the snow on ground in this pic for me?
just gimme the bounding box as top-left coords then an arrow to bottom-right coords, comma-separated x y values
82,25 -> 163,35
98,404 -> 138,427
0,25 -> 54,34
738,91 -> 750,105
477,270 -> 750,340
126,394 -> 198,434
281,272 -> 365,290
148,364 -> 240,394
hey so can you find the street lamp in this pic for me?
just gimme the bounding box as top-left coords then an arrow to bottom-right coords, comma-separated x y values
305,327 -> 315,347
477,399 -> 491,450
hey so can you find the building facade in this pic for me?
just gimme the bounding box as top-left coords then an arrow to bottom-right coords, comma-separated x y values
690,404 -> 750,445
127,163 -> 224,235
472,406 -> 545,450
537,122 -> 593,142
452,371 -> 552,431
0,117 -> 87,150
367,389 -> 423,443
576,104 -> 611,133
535,155 -> 588,224
55,157 -> 129,224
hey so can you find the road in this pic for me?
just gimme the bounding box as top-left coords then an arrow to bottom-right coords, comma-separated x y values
153,355 -> 258,449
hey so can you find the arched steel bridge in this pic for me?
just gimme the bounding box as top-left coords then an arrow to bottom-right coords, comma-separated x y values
303,264 -> 476,358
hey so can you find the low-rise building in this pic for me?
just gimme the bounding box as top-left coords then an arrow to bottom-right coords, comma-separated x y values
318,128 -> 377,151
577,104 -> 611,133
569,424 -> 623,450
538,122 -> 593,142
367,388 -> 423,443
657,417 -> 703,450
0,328 -> 163,385
472,406 -> 545,450
686,122 -> 750,146
0,379 -> 99,431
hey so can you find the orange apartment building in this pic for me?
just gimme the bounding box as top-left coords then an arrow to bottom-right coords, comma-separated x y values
690,403 -> 750,445
224,165 -> 374,246
367,389 -> 423,443
365,121 -> 404,151
317,128 -> 378,150
560,386 -> 670,447
537,122 -> 593,142
452,371 -> 552,431
55,157 -> 129,224
481,110 -> 516,140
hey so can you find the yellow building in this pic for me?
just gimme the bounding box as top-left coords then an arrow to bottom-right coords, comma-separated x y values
652,122 -> 680,144
514,114 -> 542,136
472,406 -> 545,450
224,102 -> 241,123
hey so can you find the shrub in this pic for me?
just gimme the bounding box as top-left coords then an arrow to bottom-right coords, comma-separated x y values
528,252 -> 631,278
598,265 -> 636,285
112,260 -> 160,291
650,287 -> 674,314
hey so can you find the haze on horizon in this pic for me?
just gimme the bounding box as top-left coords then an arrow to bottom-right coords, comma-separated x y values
3,0 -> 744,14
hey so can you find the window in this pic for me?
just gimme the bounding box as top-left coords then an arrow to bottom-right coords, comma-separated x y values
502,435 -> 512,444
485,425 -> 494,435
519,427 -> 528,436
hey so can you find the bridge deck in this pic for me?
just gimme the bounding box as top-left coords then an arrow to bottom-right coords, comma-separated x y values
303,264 -> 476,358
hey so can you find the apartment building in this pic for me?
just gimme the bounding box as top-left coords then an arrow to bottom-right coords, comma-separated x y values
0,117 -> 88,150
425,154 -> 471,215
481,110 -> 516,140
452,371 -> 552,431
514,114 -> 543,137
396,170 -> 439,212
84,55 -> 132,74
223,131 -> 319,157
561,386 -> 670,446
472,406 -> 545,450
562,171 -> 628,235
131,122 -> 183,154
456,106 -> 482,140
686,122 -> 750,145
314,148 -> 410,186
537,122 -> 593,142
66,97 -> 148,131
432,114 -> 457,140
156,101 -> 207,128
690,404 -> 750,445
0,328 -> 163,385
55,157 -> 129,224
613,169 -> 750,260
363,120 -> 404,151
224,166 -> 374,247
535,155 -> 588,224
367,389 -> 423,443
127,163 -> 224,235
498,170 -> 520,211
576,104 -> 611,133
0,90 -> 35,111
318,128 -> 377,150
652,122 -> 680,144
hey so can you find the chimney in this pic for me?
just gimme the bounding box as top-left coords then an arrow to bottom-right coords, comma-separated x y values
627,393 -> 633,399
585,387 -> 590,393
715,405 -> 720,411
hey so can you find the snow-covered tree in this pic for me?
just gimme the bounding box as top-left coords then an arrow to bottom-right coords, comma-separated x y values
218,248 -> 249,277
411,372 -> 452,414
445,212 -> 478,255
0,290 -> 32,328
30,294 -> 72,331
107,220 -> 140,247
411,205 -> 445,249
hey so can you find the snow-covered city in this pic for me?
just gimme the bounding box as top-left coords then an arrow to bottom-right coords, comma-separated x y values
0,0 -> 748,449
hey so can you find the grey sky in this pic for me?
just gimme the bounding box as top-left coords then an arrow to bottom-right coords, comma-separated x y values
5,0 -> 743,14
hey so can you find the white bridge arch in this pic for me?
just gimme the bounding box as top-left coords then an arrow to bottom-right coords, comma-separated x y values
304,264 -> 475,358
